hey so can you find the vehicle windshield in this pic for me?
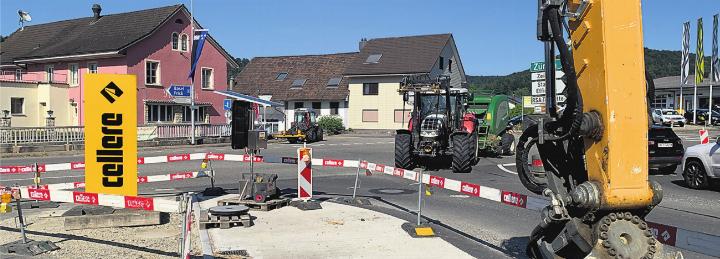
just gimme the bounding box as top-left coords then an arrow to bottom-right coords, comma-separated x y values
420,94 -> 457,119
662,110 -> 678,115
294,112 -> 310,125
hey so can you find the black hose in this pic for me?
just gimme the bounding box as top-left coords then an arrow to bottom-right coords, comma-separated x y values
542,8 -> 584,141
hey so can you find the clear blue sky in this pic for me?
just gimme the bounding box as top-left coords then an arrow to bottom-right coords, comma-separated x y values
1,0 -> 718,75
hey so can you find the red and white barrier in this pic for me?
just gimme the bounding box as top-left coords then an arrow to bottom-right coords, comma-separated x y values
298,148 -> 313,200
19,186 -> 179,213
1,153 -> 207,175
700,129 -> 709,144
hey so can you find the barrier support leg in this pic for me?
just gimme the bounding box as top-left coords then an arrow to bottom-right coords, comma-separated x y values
352,159 -> 361,200
411,168 -> 434,237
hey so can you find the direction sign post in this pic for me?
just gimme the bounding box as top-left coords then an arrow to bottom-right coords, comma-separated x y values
167,85 -> 192,97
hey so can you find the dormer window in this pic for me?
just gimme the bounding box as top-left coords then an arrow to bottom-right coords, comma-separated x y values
365,54 -> 382,64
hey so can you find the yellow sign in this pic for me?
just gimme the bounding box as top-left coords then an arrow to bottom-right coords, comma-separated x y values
85,74 -> 137,196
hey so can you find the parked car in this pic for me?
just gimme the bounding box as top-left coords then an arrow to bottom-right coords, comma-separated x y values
649,125 -> 684,173
683,109 -> 720,125
508,115 -> 522,127
682,136 -> 720,189
651,109 -> 686,127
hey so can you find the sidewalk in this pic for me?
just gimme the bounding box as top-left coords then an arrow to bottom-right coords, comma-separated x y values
199,195 -> 473,259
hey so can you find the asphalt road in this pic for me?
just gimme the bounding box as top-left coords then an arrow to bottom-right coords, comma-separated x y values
1,133 -> 718,258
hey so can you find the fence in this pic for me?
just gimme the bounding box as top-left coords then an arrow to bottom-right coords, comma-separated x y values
0,124 -> 231,145
0,71 -> 69,84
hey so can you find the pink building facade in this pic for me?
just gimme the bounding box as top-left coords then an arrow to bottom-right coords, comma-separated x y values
0,5 -> 237,126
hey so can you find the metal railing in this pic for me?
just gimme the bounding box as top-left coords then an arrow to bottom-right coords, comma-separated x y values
0,124 -> 231,145
0,71 -> 69,84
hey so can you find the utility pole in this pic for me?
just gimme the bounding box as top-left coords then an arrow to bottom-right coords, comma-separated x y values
190,0 -> 196,145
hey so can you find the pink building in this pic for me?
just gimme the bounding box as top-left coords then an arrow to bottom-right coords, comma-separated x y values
0,4 -> 238,126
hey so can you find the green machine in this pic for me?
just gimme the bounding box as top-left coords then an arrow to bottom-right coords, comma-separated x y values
466,92 -> 514,156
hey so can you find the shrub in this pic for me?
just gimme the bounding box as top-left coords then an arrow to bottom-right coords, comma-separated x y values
318,115 -> 344,134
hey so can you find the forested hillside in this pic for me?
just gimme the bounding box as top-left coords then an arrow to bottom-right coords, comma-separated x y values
467,48 -> 712,96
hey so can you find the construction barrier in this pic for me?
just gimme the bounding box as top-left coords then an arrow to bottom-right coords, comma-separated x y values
16,186 -> 179,213
3,152 -> 719,257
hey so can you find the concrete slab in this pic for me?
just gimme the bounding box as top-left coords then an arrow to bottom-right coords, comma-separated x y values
63,210 -> 162,230
204,200 -> 474,258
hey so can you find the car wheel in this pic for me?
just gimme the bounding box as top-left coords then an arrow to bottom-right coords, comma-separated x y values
684,160 -> 709,189
679,122 -> 685,127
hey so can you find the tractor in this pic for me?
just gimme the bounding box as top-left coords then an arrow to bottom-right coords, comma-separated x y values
394,74 -> 477,174
466,93 -> 515,156
274,108 -> 323,144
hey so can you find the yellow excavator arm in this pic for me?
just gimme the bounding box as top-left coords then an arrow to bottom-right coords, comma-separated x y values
519,1 -> 679,258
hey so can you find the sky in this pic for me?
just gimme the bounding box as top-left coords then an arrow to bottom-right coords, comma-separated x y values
1,0 -> 718,76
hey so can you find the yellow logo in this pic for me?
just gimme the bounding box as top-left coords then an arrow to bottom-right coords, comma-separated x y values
85,74 -> 137,196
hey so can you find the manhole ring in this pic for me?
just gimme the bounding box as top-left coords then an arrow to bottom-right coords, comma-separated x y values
368,188 -> 415,195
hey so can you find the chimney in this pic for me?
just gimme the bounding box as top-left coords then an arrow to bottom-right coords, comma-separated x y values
359,38 -> 368,51
92,4 -> 102,20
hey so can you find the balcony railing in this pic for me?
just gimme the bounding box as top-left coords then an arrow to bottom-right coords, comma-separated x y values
0,124 -> 232,145
0,71 -> 69,84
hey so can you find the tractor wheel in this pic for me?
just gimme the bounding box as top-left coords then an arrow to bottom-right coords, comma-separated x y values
452,133 -> 476,174
288,138 -> 298,144
307,130 -> 317,143
318,128 -> 324,141
394,133 -> 415,169
501,133 -> 515,156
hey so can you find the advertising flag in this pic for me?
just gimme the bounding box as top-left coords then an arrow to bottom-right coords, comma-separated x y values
712,14 -> 719,82
696,18 -> 705,85
188,29 -> 209,81
682,22 -> 691,85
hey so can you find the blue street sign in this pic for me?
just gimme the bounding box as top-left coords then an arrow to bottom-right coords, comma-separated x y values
223,99 -> 232,110
167,85 -> 191,97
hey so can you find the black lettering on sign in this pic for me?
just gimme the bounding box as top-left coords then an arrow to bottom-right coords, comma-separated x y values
98,112 -> 124,187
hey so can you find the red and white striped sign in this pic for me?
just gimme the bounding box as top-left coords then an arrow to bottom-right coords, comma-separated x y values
700,129 -> 709,144
297,148 -> 312,200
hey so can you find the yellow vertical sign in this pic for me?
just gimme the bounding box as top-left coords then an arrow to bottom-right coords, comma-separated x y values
85,74 -> 137,196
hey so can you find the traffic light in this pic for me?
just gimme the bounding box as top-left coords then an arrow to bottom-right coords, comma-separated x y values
231,100 -> 252,149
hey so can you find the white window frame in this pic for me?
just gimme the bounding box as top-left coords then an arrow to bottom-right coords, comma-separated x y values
14,69 -> 22,81
145,59 -> 161,86
201,67 -> 214,90
180,33 -> 189,52
10,97 -> 24,115
68,63 -> 79,86
171,32 -> 179,50
87,62 -> 98,74
45,65 -> 54,82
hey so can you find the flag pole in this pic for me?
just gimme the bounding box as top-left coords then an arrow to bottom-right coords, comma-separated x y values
190,0 -> 196,145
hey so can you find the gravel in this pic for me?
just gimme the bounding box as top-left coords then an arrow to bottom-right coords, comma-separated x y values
0,208 -> 201,258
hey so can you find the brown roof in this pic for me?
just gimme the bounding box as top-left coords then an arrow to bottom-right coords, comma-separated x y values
232,52 -> 358,101
344,33 -> 452,76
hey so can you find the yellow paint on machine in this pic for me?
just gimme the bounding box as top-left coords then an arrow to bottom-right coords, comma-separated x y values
84,74 -> 137,196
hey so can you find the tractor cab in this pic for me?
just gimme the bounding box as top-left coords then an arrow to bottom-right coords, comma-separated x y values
292,108 -> 318,132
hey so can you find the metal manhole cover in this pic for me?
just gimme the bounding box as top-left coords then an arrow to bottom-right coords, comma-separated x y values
208,205 -> 249,215
218,249 -> 249,256
368,188 -> 415,195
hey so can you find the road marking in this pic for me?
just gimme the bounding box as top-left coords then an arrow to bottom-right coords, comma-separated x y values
497,164 -> 518,175
502,163 -> 516,167
450,194 -> 470,198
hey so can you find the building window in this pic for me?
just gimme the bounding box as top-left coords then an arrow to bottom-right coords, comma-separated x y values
448,59 -> 453,73
145,60 -> 160,85
394,109 -> 411,123
183,106 -> 207,122
327,77 -> 341,87
14,69 -> 22,81
172,32 -> 179,50
201,68 -> 214,89
181,34 -> 188,51
276,72 -> 288,81
363,83 -> 378,95
312,102 -> 321,110
68,63 -> 79,86
147,104 -> 174,123
88,62 -> 98,74
291,79 -> 307,88
439,57 -> 444,70
45,65 -> 54,83
330,102 -> 339,115
294,102 -> 304,109
362,109 -> 378,122
365,54 -> 382,64
10,98 -> 24,115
